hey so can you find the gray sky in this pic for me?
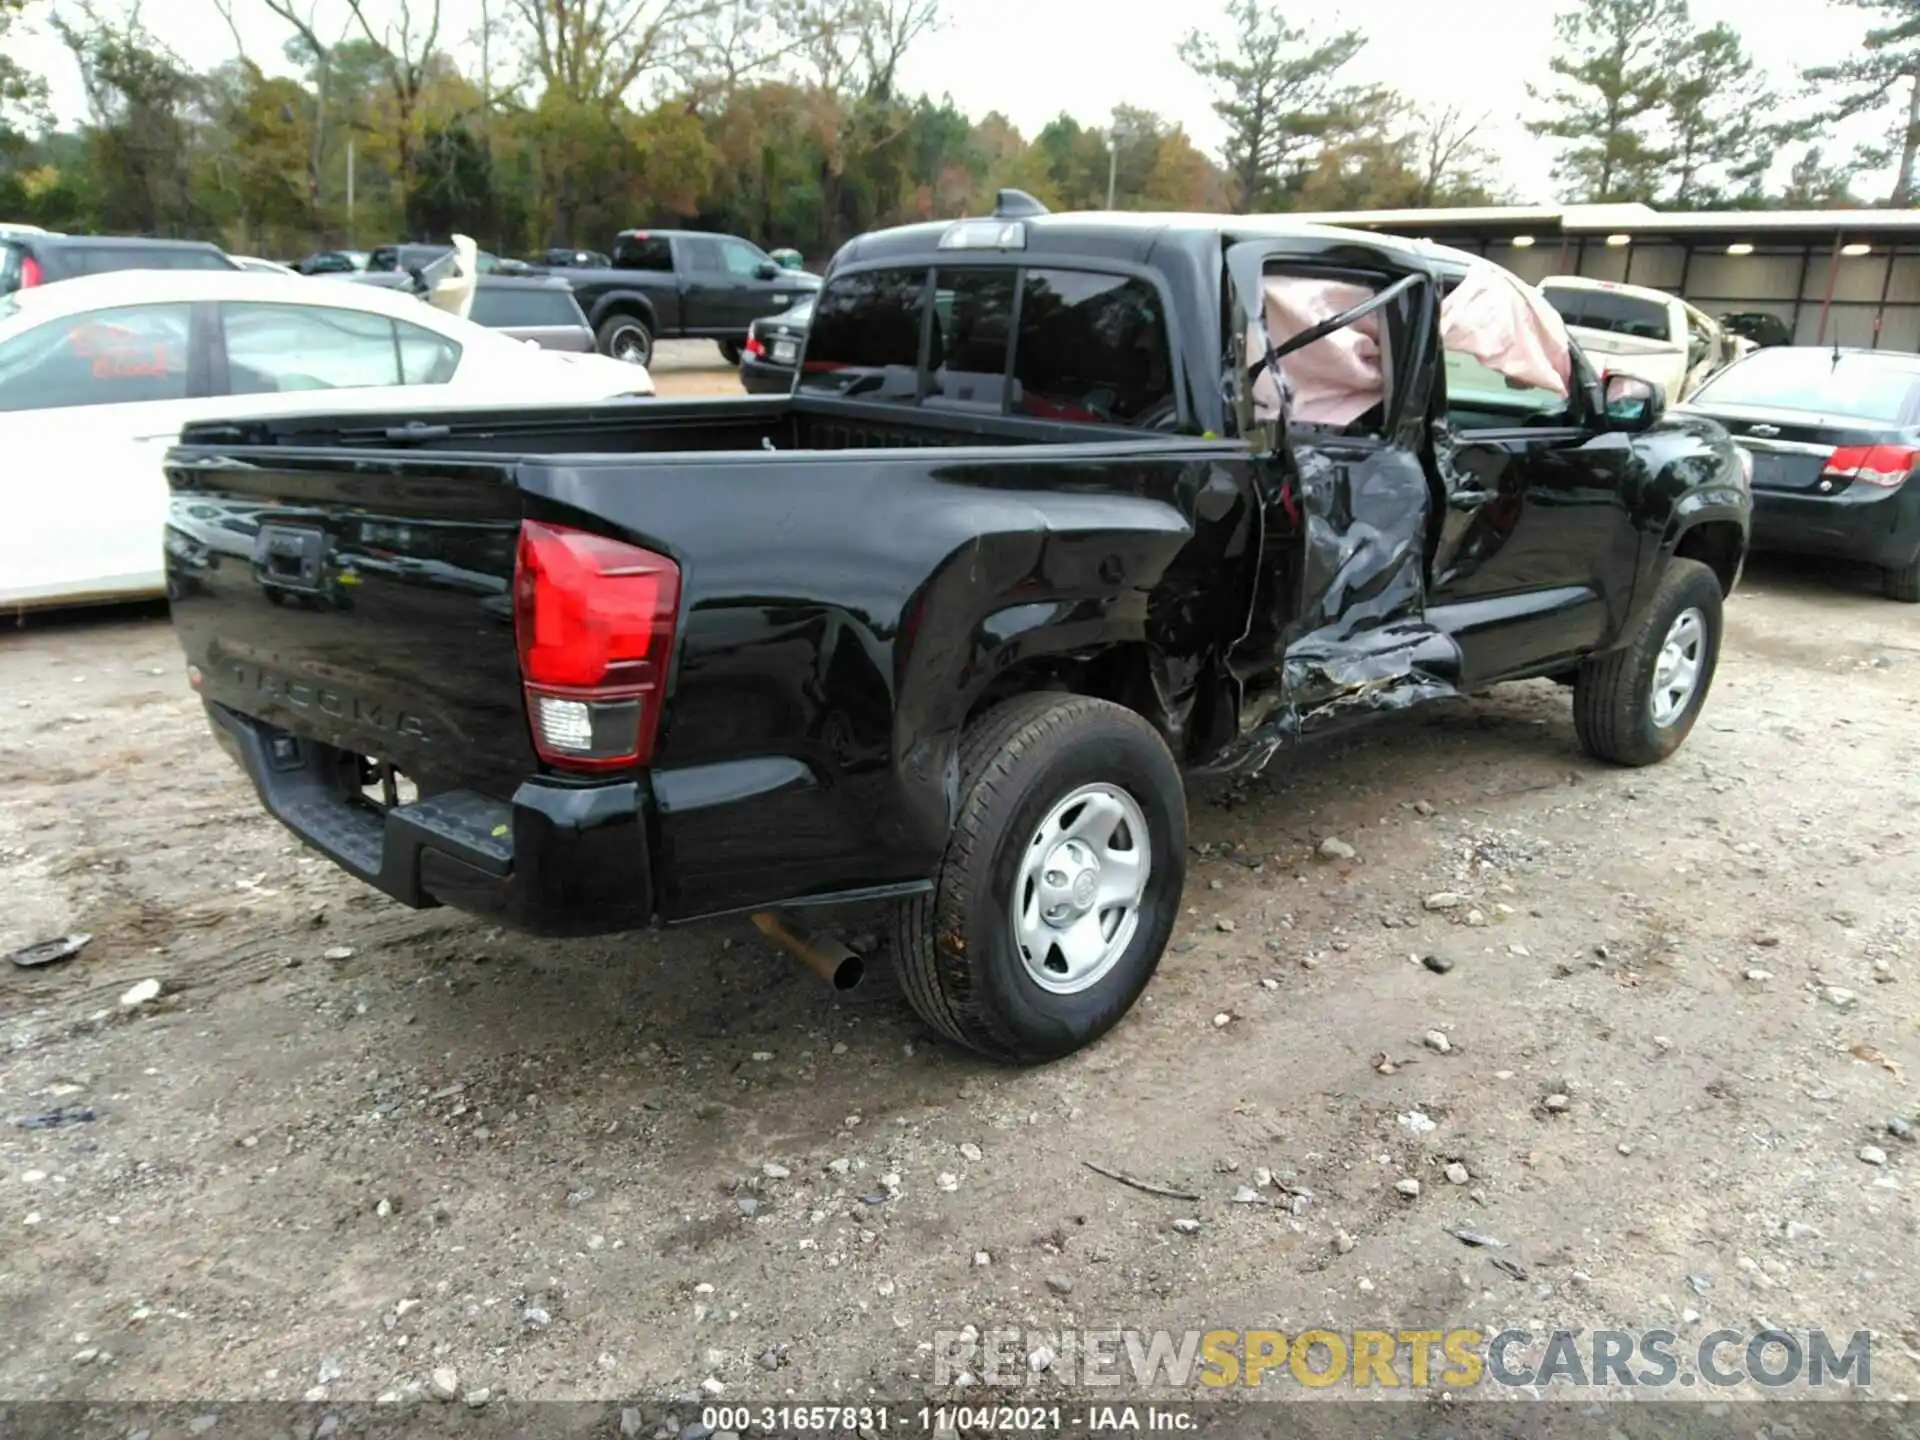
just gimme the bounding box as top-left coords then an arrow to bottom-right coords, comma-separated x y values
9,0 -> 1874,203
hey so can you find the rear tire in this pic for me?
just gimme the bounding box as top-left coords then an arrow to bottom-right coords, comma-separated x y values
1885,556 -> 1920,603
596,313 -> 653,367
892,695 -> 1187,1064
718,340 -> 742,366
1573,558 -> 1723,767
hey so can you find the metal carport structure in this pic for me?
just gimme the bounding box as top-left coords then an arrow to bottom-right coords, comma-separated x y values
1290,203 -> 1920,351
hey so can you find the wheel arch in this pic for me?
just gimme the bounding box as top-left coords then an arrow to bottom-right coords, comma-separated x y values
1670,517 -> 1746,597
964,640 -> 1164,731
1613,489 -> 1748,645
587,292 -> 659,332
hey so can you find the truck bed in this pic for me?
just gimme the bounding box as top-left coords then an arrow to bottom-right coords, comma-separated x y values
166,394 -> 1250,929
176,393 -> 1158,458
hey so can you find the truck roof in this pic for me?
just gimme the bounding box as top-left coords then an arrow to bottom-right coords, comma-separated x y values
832,210 -> 1485,279
612,228 -> 738,241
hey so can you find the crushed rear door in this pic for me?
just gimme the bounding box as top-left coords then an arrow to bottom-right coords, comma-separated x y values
1211,237 -> 1461,771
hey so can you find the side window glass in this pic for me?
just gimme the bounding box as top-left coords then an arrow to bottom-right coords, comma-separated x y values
1439,272 -> 1573,428
1015,269 -> 1174,427
0,303 -> 192,412
1443,349 -> 1570,426
682,238 -> 723,272
396,320 -> 461,384
1576,291 -> 1669,341
720,240 -> 765,277
797,267 -> 926,403
927,268 -> 1016,411
222,303 -> 402,394
613,236 -> 673,271
1540,288 -> 1583,328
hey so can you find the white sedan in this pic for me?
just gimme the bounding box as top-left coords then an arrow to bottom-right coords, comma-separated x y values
0,270 -> 654,611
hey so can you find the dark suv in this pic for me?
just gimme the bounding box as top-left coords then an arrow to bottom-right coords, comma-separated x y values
0,234 -> 238,293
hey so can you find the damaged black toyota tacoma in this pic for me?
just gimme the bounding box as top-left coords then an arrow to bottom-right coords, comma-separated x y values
164,196 -> 1751,1064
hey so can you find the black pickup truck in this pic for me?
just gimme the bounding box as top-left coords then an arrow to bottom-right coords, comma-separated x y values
164,198 -> 1751,1064
528,230 -> 821,367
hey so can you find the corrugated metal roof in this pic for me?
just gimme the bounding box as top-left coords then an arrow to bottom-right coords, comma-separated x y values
1291,203 -> 1920,238
1287,205 -> 1568,228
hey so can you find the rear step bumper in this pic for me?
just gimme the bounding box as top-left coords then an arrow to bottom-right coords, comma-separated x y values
205,701 -> 655,937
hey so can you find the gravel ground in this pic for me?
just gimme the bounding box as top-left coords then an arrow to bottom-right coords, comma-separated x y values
0,387 -> 1916,1410
647,341 -> 748,398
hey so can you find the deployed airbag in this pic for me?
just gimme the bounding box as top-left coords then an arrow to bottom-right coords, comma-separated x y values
1249,263 -> 1573,426
1250,278 -> 1385,427
1438,262 -> 1572,397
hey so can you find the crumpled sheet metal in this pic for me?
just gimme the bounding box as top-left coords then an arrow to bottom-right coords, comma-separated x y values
1217,440 -> 1464,777
1206,238 -> 1471,777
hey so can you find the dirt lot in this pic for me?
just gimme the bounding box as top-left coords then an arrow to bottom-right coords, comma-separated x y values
1,349 -> 1916,1413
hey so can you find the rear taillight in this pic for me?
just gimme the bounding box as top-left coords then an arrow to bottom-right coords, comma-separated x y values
1823,444 -> 1920,488
513,520 -> 680,772
744,335 -> 766,358
19,256 -> 42,288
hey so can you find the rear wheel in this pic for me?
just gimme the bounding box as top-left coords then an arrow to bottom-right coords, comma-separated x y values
1885,556 -> 1920,603
1573,558 -> 1723,766
596,313 -> 653,367
718,340 -> 742,366
892,695 -> 1187,1064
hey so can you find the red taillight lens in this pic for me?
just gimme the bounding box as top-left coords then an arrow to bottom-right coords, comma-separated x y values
513,520 -> 680,772
19,256 -> 42,288
744,335 -> 766,359
1824,444 -> 1920,488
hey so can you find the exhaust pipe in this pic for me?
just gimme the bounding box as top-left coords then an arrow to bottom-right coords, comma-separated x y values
751,913 -> 865,991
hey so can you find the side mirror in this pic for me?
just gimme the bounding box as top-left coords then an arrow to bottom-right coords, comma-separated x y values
755,261 -> 779,279
1603,373 -> 1666,432
405,264 -> 429,295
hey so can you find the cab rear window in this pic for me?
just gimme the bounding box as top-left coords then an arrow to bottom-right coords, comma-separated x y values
1015,269 -> 1172,426
1542,287 -> 1671,342
801,264 -> 1178,429
801,269 -> 927,403
614,235 -> 674,271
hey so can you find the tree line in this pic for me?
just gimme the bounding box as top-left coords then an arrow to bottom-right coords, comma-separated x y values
0,0 -> 1913,263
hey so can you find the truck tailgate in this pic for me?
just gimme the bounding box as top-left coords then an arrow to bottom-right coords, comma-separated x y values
167,439 -> 664,934
167,446 -> 535,799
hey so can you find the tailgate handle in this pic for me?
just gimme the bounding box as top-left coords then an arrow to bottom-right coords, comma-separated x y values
251,525 -> 328,593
